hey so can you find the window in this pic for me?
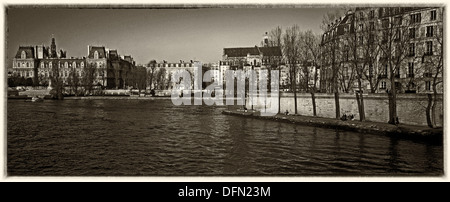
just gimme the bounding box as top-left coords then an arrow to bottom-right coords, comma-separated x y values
359,24 -> 364,31
359,12 -> 364,20
426,26 -> 434,37
81,62 -> 84,68
73,62 -> 77,68
382,19 -> 389,28
49,62 -> 52,68
395,29 -> 401,41
369,22 -> 375,30
408,62 -> 414,77
369,10 -> 375,19
26,62 -> 29,67
395,67 -> 401,78
65,62 -> 68,68
21,51 -> 26,59
425,81 -> 431,91
409,28 -> 416,38
381,81 -> 387,89
369,33 -> 375,43
394,16 -> 402,25
358,36 -> 364,44
430,10 -> 437,21
41,62 -> 44,68
425,41 -> 433,55
409,43 -> 415,56
410,13 -> 421,24
94,51 -> 99,59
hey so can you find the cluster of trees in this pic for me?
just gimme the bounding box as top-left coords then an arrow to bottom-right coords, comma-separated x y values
7,75 -> 34,87
266,8 -> 443,128
264,25 -> 321,116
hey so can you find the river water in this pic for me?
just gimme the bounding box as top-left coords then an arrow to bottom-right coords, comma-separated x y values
7,99 -> 443,176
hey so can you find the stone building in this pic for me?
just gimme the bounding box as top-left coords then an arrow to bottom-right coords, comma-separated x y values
11,46 -> 38,82
320,7 -> 443,94
86,46 -> 108,87
10,36 -> 137,90
219,43 -> 283,86
146,60 -> 197,90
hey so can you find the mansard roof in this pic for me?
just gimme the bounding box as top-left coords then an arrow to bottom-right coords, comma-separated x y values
88,46 -> 107,59
15,46 -> 35,59
224,46 -> 282,57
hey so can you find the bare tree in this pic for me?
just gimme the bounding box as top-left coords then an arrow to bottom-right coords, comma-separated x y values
321,11 -> 346,119
377,8 -> 418,125
81,63 -> 96,96
135,66 -> 147,96
147,60 -> 157,90
67,67 -> 80,96
423,20 -> 443,128
302,30 -> 321,116
49,62 -> 65,100
267,26 -> 283,113
155,68 -> 167,90
283,25 -> 301,114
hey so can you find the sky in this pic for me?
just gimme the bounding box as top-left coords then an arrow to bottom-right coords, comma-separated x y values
6,6 -> 339,65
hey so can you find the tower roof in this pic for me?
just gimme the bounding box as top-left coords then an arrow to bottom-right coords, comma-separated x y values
15,46 -> 35,59
88,46 -> 107,59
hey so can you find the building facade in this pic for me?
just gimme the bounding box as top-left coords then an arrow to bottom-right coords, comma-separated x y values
10,36 -> 137,90
320,7 -> 443,94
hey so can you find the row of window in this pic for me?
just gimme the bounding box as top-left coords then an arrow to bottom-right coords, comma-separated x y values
15,62 -> 33,68
408,41 -> 434,56
359,9 -> 437,22
379,61 -> 434,79
17,70 -> 33,77
380,81 -> 433,91
38,70 -> 107,78
154,63 -> 194,68
39,61 -> 86,68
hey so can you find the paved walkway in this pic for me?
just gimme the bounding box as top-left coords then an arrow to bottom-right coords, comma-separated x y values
222,109 -> 443,142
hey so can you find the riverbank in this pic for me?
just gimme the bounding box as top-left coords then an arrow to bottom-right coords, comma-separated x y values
222,109 -> 443,142
64,96 -> 171,100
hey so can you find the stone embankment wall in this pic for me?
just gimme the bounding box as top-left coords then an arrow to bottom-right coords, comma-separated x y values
247,92 -> 443,127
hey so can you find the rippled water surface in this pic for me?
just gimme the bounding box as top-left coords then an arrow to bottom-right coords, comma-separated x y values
7,99 -> 443,176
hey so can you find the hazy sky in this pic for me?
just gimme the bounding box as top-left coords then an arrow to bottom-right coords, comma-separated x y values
7,7 -> 338,65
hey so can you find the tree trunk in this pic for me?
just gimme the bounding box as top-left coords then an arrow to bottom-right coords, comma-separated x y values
333,73 -> 340,119
293,67 -> 298,114
311,91 -> 317,116
388,68 -> 398,125
278,66 -> 281,114
426,93 -> 433,128
357,78 -> 365,121
334,92 -> 340,119
431,82 -> 438,127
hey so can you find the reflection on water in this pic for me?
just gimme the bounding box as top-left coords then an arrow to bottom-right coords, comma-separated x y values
7,99 -> 443,176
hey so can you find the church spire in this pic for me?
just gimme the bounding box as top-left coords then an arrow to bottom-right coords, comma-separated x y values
50,35 -> 57,58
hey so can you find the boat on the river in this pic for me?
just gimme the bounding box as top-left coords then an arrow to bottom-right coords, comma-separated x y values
31,96 -> 44,102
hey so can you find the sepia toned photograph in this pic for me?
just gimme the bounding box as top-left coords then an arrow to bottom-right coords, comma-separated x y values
3,2 -> 446,179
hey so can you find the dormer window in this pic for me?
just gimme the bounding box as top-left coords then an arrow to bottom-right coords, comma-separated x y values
94,51 -> 99,59
21,51 -> 26,59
